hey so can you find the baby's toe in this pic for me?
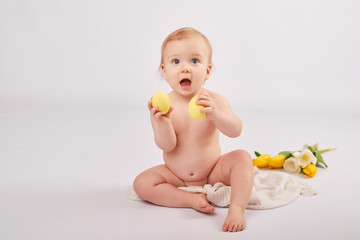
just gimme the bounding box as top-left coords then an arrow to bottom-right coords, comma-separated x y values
223,221 -> 244,232
229,223 -> 237,232
222,223 -> 229,232
203,204 -> 214,213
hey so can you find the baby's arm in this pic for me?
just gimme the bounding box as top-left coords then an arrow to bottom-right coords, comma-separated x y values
197,93 -> 242,138
147,101 -> 177,152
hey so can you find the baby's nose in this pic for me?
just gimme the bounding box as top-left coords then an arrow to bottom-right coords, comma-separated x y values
181,62 -> 191,73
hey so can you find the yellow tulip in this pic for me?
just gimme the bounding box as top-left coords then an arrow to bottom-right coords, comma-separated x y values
269,154 -> 286,169
303,164 -> 317,177
253,154 -> 271,168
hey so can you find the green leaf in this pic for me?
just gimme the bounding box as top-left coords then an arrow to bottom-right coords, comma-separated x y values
315,151 -> 328,168
254,151 -> 261,157
307,145 -> 316,155
279,151 -> 293,159
315,162 -> 326,168
318,148 -> 336,154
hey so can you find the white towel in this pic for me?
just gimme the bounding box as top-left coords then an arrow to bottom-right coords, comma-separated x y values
125,167 -> 317,210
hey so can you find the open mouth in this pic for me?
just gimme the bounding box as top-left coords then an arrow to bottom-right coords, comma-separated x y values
180,78 -> 192,89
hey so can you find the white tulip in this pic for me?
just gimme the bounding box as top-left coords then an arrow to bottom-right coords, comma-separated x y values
296,149 -> 317,168
283,157 -> 301,173
293,151 -> 300,157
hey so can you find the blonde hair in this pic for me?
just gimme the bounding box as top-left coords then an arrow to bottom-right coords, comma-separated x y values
159,27 -> 212,69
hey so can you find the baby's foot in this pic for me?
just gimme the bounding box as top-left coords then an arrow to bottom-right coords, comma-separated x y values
222,204 -> 246,232
191,193 -> 214,213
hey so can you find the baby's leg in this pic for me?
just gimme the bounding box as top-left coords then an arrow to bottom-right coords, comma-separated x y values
133,164 -> 214,213
208,150 -> 254,232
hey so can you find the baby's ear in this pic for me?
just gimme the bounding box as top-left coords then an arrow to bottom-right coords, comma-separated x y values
161,64 -> 166,78
205,63 -> 212,80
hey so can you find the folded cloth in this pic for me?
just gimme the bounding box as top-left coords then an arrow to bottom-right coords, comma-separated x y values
125,167 -> 317,210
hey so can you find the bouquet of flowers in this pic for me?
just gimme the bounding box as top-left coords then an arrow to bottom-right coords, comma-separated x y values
253,143 -> 336,177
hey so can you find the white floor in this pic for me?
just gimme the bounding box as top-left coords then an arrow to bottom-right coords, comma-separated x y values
1,99 -> 360,240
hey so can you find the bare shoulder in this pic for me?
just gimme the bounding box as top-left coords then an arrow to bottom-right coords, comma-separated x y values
204,89 -> 232,109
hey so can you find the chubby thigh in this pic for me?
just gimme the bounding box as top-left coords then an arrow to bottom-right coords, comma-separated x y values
133,164 -> 187,194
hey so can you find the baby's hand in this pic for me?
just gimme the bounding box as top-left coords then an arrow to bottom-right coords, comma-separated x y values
196,92 -> 219,120
148,100 -> 173,124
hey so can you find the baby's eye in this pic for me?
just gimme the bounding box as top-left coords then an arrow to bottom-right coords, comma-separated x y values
191,58 -> 198,64
172,59 -> 180,64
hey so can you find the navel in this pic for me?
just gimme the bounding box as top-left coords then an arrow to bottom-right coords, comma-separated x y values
189,172 -> 194,177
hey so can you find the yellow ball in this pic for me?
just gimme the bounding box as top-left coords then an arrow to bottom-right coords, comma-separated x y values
188,95 -> 206,120
151,91 -> 171,114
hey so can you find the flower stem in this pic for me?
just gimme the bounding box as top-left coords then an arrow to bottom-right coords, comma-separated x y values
318,148 -> 337,154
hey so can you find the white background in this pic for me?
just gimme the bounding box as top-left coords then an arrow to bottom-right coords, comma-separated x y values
1,1 -> 360,239
1,0 -> 359,108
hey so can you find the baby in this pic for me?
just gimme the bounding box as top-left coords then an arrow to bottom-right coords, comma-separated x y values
133,27 -> 254,232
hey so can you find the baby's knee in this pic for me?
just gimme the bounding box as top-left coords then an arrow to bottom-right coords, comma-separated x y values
232,150 -> 253,167
133,173 -> 149,198
233,149 -> 251,161
133,171 -> 165,199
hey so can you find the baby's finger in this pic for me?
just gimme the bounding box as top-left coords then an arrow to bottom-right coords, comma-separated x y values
197,96 -> 211,103
167,106 -> 174,115
200,107 -> 213,113
153,111 -> 164,121
196,99 -> 212,107
150,106 -> 158,116
198,92 -> 210,99
147,101 -> 153,111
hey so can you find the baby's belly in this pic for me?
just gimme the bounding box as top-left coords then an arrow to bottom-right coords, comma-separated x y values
163,142 -> 221,185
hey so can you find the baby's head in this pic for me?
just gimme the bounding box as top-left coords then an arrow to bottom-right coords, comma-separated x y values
159,27 -> 213,70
